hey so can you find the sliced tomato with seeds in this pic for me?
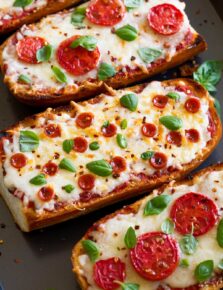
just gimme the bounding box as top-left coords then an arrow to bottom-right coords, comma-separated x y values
93,257 -> 126,290
86,0 -> 125,26
130,232 -> 179,281
170,192 -> 218,236
166,131 -> 182,147
56,36 -> 100,76
185,98 -> 201,113
44,124 -> 61,138
141,123 -> 157,138
10,153 -> 27,169
148,4 -> 184,36
38,186 -> 54,202
111,156 -> 127,174
152,95 -> 168,109
101,123 -> 117,137
42,161 -> 58,176
76,112 -> 94,129
207,110 -> 216,137
78,174 -> 95,191
73,137 -> 88,153
185,129 -> 200,143
16,36 -> 47,64
150,152 -> 167,169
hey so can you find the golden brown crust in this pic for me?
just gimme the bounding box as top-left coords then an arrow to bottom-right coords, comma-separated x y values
72,163 -> 223,290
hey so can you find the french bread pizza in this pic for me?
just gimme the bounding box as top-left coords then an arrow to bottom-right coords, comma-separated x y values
72,163 -> 223,290
0,79 -> 221,232
0,0 -> 207,106
0,0 -> 82,35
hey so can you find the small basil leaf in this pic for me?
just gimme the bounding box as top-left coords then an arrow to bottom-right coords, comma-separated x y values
124,227 -> 137,249
137,47 -> 162,64
102,120 -> 110,128
195,260 -> 214,282
120,119 -> 128,130
124,0 -> 140,9
214,98 -> 221,117
19,130 -> 39,152
59,158 -> 76,172
217,218 -> 223,247
63,139 -> 74,154
98,62 -> 116,81
167,92 -> 181,101
120,93 -> 138,112
144,195 -> 171,216
71,7 -> 86,26
141,151 -> 154,160
82,239 -> 99,262
159,116 -> 183,131
115,25 -> 138,41
218,259 -> 223,270
161,218 -> 175,234
179,234 -> 198,255
36,45 -> 53,63
63,184 -> 74,193
180,259 -> 189,268
70,36 -> 97,51
13,0 -> 33,7
18,74 -> 31,84
86,160 -> 112,177
118,282 -> 140,290
52,66 -> 67,84
89,141 -> 100,151
29,174 -> 47,186
117,134 -> 128,149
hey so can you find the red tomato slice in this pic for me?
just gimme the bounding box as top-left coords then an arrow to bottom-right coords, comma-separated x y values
73,137 -> 88,153
185,98 -> 201,113
166,131 -> 182,147
42,161 -> 58,176
78,174 -> 95,191
111,156 -> 127,174
101,123 -> 117,137
170,192 -> 218,236
152,95 -> 168,109
150,152 -> 167,169
86,0 -> 125,26
76,112 -> 94,129
185,129 -> 200,143
10,153 -> 27,169
44,124 -> 61,138
38,186 -> 54,202
148,4 -> 184,36
16,36 -> 47,64
141,123 -> 157,138
130,232 -> 179,281
93,257 -> 126,290
56,35 -> 100,76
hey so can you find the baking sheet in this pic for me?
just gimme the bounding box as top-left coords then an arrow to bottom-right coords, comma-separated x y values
0,1 -> 223,289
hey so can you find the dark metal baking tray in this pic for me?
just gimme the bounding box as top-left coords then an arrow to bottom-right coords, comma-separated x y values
0,1 -> 223,289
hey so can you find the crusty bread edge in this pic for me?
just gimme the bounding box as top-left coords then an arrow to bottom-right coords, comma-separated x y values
72,162 -> 223,290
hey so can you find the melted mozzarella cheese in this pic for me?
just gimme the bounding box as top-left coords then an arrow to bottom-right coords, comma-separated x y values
78,170 -> 223,289
1,81 -> 211,213
2,0 -> 194,90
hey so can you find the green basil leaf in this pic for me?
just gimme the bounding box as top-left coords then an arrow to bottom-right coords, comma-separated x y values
52,66 -> 67,83
18,74 -> 31,84
180,259 -> 189,268
167,92 -> 181,101
82,239 -> 99,262
86,160 -> 112,177
141,151 -> 154,160
63,184 -> 75,193
217,218 -> 223,247
144,195 -> 171,216
218,259 -> 223,270
102,120 -> 110,128
36,45 -> 53,63
19,130 -> 39,152
98,62 -> 116,81
62,139 -> 74,154
70,36 -> 97,51
137,47 -> 162,64
179,234 -> 198,255
124,226 -> 137,249
116,134 -> 128,149
193,60 -> 223,92
13,0 -> 33,7
161,218 -> 175,234
89,141 -> 100,151
120,119 -> 128,130
214,98 -> 221,117
71,7 -> 86,26
120,93 -> 138,112
59,158 -> 76,172
159,116 -> 183,131
195,260 -> 214,282
29,174 -> 46,186
117,282 -> 140,290
124,0 -> 140,9
115,24 -> 138,41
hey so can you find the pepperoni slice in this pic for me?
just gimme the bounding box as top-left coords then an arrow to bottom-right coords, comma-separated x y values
185,98 -> 201,113
73,137 -> 88,153
130,232 -> 179,281
152,95 -> 168,109
44,124 -> 61,138
101,123 -> 117,137
150,152 -> 167,169
38,186 -> 54,202
111,156 -> 127,174
185,129 -> 200,143
78,174 -> 95,191
148,4 -> 184,36
141,123 -> 157,138
76,112 -> 94,129
93,257 -> 126,290
166,131 -> 182,147
16,36 -> 47,64
56,36 -> 100,76
170,192 -> 218,236
86,0 -> 125,26
208,110 -> 216,137
10,153 -> 27,169
42,161 -> 58,176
